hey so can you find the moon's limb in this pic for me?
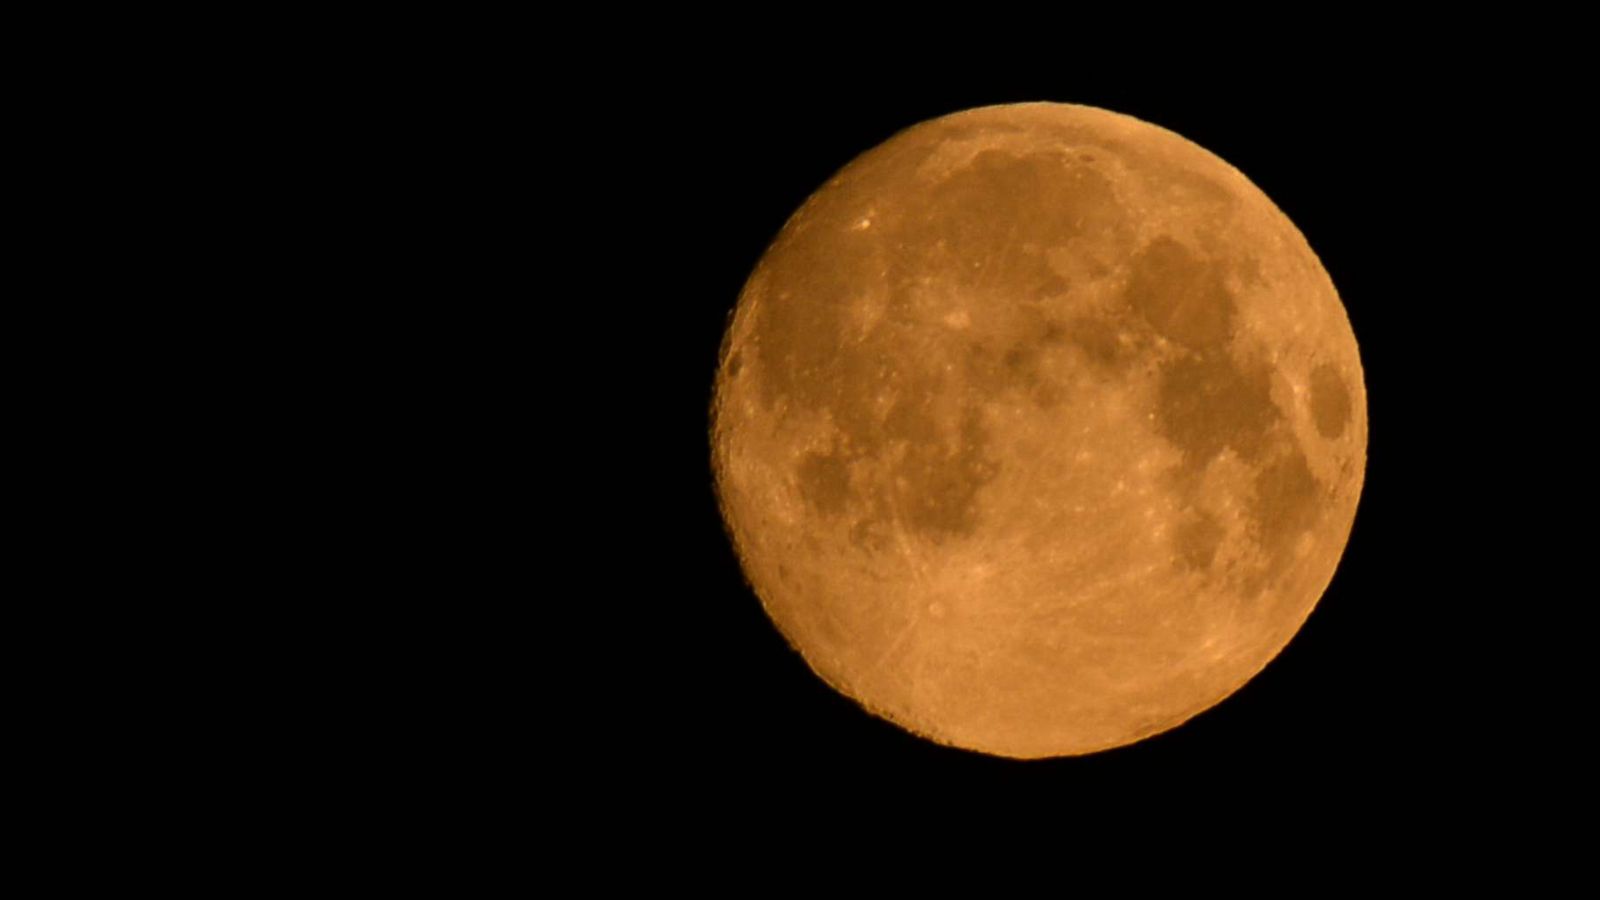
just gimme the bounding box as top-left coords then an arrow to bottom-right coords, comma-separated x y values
712,102 -> 1366,758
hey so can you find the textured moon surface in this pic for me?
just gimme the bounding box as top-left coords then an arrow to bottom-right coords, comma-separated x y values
711,103 -> 1366,758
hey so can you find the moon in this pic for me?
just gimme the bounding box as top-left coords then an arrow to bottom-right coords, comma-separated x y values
710,102 -> 1366,759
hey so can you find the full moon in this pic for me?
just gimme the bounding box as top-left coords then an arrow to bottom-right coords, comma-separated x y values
710,102 -> 1366,758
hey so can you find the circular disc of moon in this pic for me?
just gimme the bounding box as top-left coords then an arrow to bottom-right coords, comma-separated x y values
711,102 -> 1366,758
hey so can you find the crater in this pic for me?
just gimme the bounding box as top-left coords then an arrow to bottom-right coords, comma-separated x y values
796,450 -> 853,517
1155,350 -> 1279,469
1003,345 -> 1033,373
1309,362 -> 1352,439
750,214 -> 882,412
1123,236 -> 1235,349
848,495 -> 895,554
893,407 -> 998,542
1151,165 -> 1236,209
876,372 -> 939,444
906,148 -> 1126,293
1036,271 -> 1072,299
1066,315 -> 1135,369
964,339 -> 1045,400
1174,511 -> 1226,571
1251,443 -> 1323,570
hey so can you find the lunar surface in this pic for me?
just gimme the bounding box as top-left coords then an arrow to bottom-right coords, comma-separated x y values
710,102 -> 1366,758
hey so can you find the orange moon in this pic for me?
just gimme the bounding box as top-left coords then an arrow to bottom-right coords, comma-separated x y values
710,102 -> 1366,758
